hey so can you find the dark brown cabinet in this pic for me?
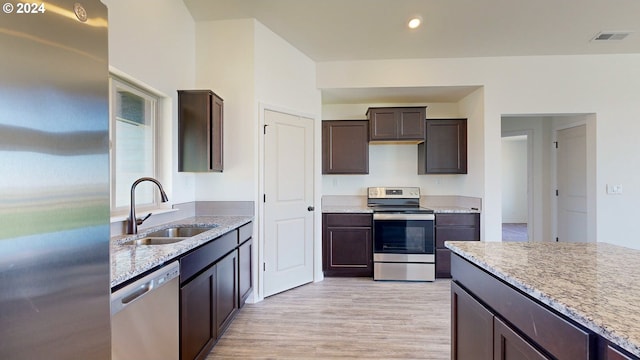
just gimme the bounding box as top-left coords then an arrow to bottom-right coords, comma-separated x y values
238,222 -> 253,308
180,264 -> 216,360
178,90 -> 223,172
215,250 -> 238,336
451,254 -> 597,360
367,107 -> 426,142
435,213 -> 479,278
451,281 -> 493,360
179,223 -> 252,360
453,281 -> 550,360
180,249 -> 237,360
322,120 -> 369,174
494,317 -> 550,360
606,345 -> 636,360
322,213 -> 373,277
418,118 -> 467,174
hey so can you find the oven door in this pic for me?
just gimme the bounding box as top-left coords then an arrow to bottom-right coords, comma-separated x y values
373,213 -> 435,255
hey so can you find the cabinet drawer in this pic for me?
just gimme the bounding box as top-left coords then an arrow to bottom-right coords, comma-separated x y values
452,255 -> 594,360
239,222 -> 252,244
180,230 -> 238,284
435,249 -> 451,278
324,213 -> 372,227
494,316 -> 551,360
436,213 -> 479,226
607,344 -> 635,360
436,228 -> 479,248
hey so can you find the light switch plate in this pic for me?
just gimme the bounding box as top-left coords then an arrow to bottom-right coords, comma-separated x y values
606,184 -> 623,195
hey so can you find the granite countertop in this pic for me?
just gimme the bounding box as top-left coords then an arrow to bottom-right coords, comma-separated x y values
428,206 -> 480,214
321,205 -> 479,214
110,215 -> 252,288
446,241 -> 640,357
322,205 -> 373,213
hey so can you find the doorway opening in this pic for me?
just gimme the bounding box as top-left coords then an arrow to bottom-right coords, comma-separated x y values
501,114 -> 595,243
501,133 -> 530,242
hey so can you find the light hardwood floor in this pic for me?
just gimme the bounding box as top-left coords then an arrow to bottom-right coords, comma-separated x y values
207,277 -> 451,359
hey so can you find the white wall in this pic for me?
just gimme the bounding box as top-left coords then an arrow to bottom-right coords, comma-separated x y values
102,0 -> 196,204
193,20 -> 321,201
194,19 -> 256,201
318,55 -> 640,248
195,19 -> 322,297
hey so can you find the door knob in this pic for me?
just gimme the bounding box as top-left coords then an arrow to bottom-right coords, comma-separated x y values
307,206 -> 315,211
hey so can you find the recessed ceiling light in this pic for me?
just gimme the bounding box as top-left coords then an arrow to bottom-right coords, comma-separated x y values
408,16 -> 422,29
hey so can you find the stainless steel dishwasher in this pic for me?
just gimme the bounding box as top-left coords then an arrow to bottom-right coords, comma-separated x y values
111,261 -> 180,360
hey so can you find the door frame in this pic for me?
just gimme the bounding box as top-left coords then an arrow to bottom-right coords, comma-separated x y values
551,115 -> 596,243
501,130 -> 533,241
256,102 -> 321,303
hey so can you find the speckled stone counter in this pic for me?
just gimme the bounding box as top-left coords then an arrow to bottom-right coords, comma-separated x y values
446,241 -> 640,357
428,206 -> 480,214
321,194 -> 481,214
321,205 -> 479,213
111,216 -> 252,288
321,205 -> 373,213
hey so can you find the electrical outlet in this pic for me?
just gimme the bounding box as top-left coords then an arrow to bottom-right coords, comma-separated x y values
606,184 -> 623,195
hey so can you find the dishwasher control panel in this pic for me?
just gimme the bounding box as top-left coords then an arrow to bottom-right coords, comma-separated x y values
157,265 -> 180,286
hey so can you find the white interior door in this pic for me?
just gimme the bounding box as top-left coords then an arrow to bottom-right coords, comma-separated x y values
263,110 -> 314,297
557,125 -> 588,242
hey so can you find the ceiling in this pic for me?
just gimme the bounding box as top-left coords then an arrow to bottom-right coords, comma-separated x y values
182,0 -> 640,104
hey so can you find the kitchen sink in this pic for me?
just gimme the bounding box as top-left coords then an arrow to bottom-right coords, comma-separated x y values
146,226 -> 216,238
121,226 -> 218,246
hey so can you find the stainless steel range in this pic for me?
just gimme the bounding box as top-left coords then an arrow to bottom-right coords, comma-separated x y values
368,187 -> 435,281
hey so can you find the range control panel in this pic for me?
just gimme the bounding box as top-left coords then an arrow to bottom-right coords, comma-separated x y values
368,187 -> 420,199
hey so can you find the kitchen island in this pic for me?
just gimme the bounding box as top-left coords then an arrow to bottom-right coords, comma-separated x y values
446,241 -> 640,359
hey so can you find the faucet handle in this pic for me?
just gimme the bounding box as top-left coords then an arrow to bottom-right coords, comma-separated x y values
136,213 -> 152,225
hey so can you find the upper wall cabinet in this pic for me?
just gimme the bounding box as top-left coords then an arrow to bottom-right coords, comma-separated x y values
322,120 -> 369,174
366,107 -> 426,142
418,118 -> 467,174
178,90 -> 223,172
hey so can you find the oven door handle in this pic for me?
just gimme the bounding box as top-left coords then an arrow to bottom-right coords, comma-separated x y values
373,213 -> 435,221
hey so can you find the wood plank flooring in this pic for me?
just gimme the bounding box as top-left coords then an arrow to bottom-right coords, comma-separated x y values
207,277 -> 451,359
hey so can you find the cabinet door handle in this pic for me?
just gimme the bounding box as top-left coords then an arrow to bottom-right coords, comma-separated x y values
307,206 -> 315,212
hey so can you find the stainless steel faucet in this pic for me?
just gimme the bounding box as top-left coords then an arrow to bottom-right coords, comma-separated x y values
127,177 -> 169,234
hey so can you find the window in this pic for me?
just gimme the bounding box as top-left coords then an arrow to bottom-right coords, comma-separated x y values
109,76 -> 160,214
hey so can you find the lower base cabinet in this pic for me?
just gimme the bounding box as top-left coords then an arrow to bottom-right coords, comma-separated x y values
435,213 -> 480,278
322,213 -> 373,277
238,237 -> 253,307
180,250 -> 238,360
451,281 -> 493,360
215,251 -> 238,336
451,253 -> 640,360
179,222 -> 252,360
180,265 -> 217,360
494,316 -> 549,360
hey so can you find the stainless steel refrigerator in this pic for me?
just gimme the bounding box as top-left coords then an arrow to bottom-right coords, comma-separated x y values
0,1 -> 111,358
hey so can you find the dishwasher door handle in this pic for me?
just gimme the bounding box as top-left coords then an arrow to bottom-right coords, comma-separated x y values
121,282 -> 153,305
111,261 -> 180,317
112,281 -> 153,315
